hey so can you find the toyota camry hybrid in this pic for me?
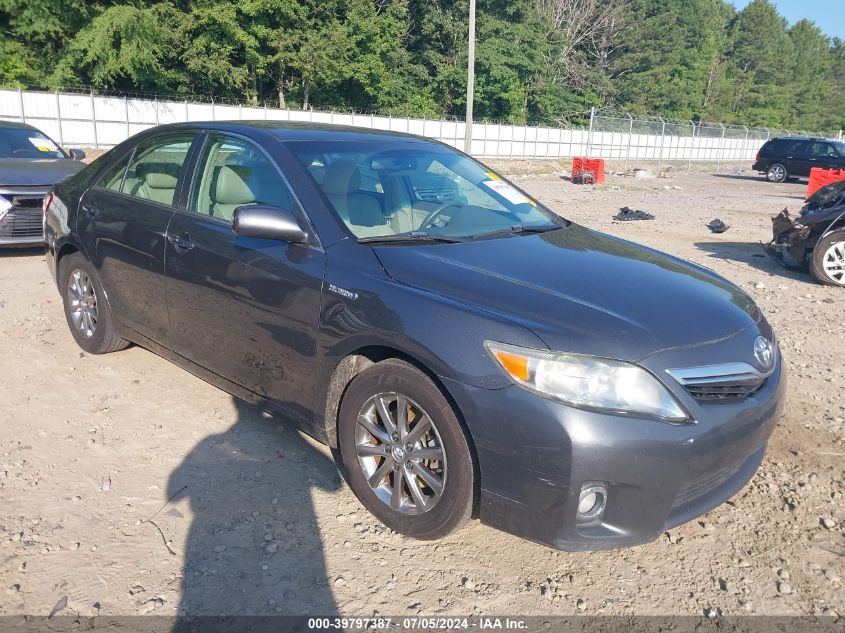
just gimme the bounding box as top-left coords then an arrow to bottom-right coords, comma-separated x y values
44,122 -> 785,551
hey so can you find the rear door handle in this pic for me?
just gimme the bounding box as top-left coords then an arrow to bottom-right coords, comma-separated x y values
167,232 -> 195,252
81,202 -> 100,217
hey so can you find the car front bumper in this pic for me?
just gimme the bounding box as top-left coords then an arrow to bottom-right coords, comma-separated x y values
441,345 -> 785,551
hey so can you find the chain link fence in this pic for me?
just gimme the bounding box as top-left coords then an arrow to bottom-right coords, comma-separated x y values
586,108 -> 842,174
1,86 -> 842,168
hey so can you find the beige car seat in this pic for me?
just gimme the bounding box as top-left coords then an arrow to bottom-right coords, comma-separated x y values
322,161 -> 389,237
210,165 -> 257,221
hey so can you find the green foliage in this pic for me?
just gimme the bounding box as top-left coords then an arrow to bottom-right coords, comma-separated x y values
1,0 -> 843,131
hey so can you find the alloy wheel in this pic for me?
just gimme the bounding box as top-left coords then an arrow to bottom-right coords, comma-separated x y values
822,240 -> 845,285
768,165 -> 785,182
355,392 -> 447,514
67,269 -> 98,338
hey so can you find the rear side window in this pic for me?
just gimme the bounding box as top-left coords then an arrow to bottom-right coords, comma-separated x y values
120,134 -> 196,206
766,139 -> 804,155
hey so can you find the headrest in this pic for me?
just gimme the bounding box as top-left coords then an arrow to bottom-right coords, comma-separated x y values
137,162 -> 180,189
214,165 -> 256,205
322,161 -> 360,196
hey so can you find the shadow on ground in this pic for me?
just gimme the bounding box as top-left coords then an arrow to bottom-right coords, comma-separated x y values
694,240 -> 810,283
0,246 -> 46,258
166,397 -> 342,618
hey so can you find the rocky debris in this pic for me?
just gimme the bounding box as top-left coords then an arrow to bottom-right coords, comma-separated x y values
613,206 -> 655,221
633,168 -> 655,179
777,581 -> 793,595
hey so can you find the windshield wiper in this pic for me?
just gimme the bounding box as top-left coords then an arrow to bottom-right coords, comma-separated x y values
358,231 -> 467,244
469,223 -> 562,241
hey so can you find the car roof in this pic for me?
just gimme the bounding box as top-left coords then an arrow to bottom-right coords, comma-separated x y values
770,136 -> 830,142
0,120 -> 39,131
146,121 -> 439,144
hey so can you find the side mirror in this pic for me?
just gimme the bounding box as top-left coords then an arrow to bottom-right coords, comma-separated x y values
68,148 -> 86,161
232,205 -> 307,243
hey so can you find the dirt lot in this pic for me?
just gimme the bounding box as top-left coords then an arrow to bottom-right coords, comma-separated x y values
0,166 -> 843,619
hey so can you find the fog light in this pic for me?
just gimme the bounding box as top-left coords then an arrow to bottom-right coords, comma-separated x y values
577,484 -> 607,521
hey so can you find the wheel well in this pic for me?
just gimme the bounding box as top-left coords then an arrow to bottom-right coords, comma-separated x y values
323,345 -> 481,517
323,346 -> 433,447
56,243 -> 80,278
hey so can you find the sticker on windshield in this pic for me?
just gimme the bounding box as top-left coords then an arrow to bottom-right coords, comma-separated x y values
481,179 -> 533,206
28,137 -> 58,152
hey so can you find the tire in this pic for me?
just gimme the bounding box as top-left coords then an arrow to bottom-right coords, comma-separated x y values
810,230 -> 845,286
338,359 -> 474,540
59,252 -> 129,354
766,163 -> 787,183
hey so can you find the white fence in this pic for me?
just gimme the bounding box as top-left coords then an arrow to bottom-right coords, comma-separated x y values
0,88 -> 819,168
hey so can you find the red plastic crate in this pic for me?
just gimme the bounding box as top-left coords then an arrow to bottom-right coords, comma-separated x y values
807,167 -> 845,199
572,157 -> 605,184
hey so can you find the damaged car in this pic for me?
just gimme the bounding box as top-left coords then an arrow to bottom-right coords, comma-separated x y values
768,179 -> 845,286
0,120 -> 86,247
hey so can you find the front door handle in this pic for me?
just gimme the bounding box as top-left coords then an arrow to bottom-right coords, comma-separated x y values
167,232 -> 195,252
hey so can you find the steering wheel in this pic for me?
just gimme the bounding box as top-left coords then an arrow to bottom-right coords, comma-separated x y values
419,202 -> 465,231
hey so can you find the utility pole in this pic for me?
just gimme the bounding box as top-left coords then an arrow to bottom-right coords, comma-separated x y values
464,0 -> 476,155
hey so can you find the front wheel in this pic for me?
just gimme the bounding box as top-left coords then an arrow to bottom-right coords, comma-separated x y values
338,359 -> 475,540
810,230 -> 845,286
766,163 -> 787,183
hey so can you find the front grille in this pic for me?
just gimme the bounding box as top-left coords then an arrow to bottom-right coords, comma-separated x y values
685,381 -> 765,401
0,190 -> 47,241
667,362 -> 770,403
0,207 -> 43,239
674,459 -> 744,508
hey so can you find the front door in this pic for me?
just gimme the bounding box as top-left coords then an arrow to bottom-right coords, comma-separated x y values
77,132 -> 198,340
164,133 -> 326,421
805,140 -> 845,173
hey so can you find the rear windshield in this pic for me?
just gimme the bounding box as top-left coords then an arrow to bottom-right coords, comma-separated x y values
0,127 -> 65,159
287,140 -> 560,240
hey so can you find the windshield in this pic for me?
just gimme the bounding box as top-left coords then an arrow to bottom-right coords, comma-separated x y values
833,141 -> 845,157
0,127 -> 65,159
288,140 -> 561,241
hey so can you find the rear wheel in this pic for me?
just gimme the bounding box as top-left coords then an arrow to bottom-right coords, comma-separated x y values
810,230 -> 845,286
766,163 -> 787,183
59,252 -> 129,354
338,359 -> 474,540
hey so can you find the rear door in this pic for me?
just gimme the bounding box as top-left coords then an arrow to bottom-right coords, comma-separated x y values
164,132 -> 326,420
78,132 -> 199,340
785,140 -> 814,177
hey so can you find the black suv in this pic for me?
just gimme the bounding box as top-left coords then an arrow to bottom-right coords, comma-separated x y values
752,136 -> 845,183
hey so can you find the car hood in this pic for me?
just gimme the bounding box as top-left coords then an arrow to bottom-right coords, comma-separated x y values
0,158 -> 85,187
373,224 -> 761,361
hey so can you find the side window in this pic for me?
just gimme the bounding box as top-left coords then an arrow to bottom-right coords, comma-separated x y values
189,135 -> 294,221
810,142 -> 836,158
765,140 -> 784,154
782,139 -> 806,155
97,151 -> 133,192
121,135 -> 195,206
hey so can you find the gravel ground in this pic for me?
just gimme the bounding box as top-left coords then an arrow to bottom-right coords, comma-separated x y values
0,166 -> 843,618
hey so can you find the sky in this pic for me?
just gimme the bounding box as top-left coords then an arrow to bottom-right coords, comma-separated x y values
729,0 -> 845,39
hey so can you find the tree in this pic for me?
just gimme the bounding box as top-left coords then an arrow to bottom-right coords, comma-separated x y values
51,3 -> 185,93
720,0 -> 794,126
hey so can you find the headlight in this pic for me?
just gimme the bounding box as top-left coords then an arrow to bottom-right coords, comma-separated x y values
485,341 -> 688,422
